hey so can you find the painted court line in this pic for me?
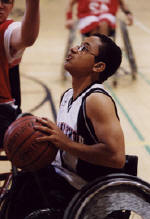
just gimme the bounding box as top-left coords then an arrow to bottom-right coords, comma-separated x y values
135,19 -> 150,35
105,84 -> 150,155
106,84 -> 144,141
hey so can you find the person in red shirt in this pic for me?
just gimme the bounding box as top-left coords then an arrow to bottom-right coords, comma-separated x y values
65,0 -> 133,37
0,0 -> 40,149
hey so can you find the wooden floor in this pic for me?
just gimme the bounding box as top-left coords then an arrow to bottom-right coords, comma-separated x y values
1,0 -> 150,200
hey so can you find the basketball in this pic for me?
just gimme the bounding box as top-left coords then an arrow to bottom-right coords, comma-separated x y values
3,115 -> 57,172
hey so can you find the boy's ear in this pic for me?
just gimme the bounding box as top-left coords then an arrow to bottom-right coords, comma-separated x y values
93,62 -> 106,72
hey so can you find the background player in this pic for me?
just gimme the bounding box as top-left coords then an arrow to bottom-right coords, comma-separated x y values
0,0 -> 40,149
65,0 -> 133,37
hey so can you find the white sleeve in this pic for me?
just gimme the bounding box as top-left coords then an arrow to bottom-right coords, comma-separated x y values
4,21 -> 25,64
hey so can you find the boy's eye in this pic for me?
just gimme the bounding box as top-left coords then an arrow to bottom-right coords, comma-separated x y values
78,45 -> 88,52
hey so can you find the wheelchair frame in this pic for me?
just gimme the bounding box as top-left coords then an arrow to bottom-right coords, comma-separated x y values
112,20 -> 138,87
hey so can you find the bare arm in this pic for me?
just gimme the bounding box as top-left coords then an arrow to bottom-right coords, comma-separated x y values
66,0 -> 77,13
10,0 -> 40,55
85,93 -> 125,168
119,0 -> 133,25
34,93 -> 125,169
65,0 -> 77,29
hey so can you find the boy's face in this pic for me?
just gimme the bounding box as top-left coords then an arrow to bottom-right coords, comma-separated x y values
0,0 -> 14,24
64,36 -> 101,77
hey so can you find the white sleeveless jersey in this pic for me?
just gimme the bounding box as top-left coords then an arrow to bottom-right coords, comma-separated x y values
53,82 -> 119,189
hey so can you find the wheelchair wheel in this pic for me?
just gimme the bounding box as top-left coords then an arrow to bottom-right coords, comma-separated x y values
63,173 -> 150,219
119,20 -> 138,80
24,208 -> 63,219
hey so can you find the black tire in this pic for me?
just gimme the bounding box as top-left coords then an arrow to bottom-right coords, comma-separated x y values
119,20 -> 138,79
63,173 -> 150,219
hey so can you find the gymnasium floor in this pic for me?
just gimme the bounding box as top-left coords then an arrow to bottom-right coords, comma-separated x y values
1,0 -> 150,204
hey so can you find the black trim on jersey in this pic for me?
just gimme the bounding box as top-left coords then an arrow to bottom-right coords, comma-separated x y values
59,83 -> 123,182
83,87 -> 119,120
64,81 -> 102,106
59,88 -> 71,107
77,87 -> 119,145
68,97 -> 73,112
76,87 -> 121,181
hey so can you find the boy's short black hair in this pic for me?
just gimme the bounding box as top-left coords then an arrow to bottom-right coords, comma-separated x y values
93,33 -> 122,83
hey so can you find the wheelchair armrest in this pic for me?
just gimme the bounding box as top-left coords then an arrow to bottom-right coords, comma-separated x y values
123,155 -> 138,176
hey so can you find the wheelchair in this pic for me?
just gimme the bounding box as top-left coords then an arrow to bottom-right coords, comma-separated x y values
1,152 -> 150,219
1,67 -> 148,219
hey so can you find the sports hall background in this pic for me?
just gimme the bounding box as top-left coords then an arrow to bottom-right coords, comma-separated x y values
1,0 -> 150,188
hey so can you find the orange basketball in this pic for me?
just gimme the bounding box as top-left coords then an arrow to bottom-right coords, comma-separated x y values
3,115 -> 57,172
